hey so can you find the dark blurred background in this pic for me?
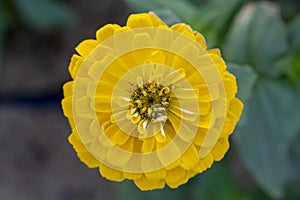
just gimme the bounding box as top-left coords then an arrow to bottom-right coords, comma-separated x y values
0,0 -> 300,200
0,0 -> 130,199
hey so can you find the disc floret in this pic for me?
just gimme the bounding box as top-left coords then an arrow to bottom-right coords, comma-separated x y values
129,82 -> 171,127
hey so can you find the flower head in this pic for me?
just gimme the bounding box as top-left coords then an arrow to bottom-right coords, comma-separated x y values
62,12 -> 243,190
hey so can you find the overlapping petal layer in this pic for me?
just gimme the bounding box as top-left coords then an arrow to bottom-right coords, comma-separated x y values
61,12 -> 243,190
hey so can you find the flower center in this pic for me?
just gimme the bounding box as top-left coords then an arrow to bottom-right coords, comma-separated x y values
129,82 -> 171,127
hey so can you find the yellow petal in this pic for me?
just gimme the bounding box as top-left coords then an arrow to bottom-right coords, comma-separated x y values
199,112 -> 215,129
113,27 -> 134,54
110,110 -> 128,123
162,68 -> 186,85
224,72 -> 238,99
110,58 -> 131,78
145,168 -> 167,180
151,50 -> 165,64
180,144 -> 199,170
165,158 -> 181,170
169,98 -> 206,119
153,27 -> 174,50
168,105 -> 198,122
123,172 -> 142,180
89,119 -> 102,137
192,160 -> 207,173
96,24 -> 121,43
212,138 -> 230,161
194,54 -> 215,69
75,39 -> 98,57
218,98 -> 243,138
141,137 -> 155,153
74,96 -> 94,119
171,88 -> 199,99
196,84 -> 220,102
228,98 -> 244,120
87,61 -> 104,81
208,48 -> 221,56
197,64 -> 223,86
186,170 -> 198,179
156,135 -> 181,167
127,13 -> 153,28
178,41 -> 202,64
170,51 -> 190,69
63,81 -> 73,98
201,152 -> 214,168
76,119 -> 95,144
199,99 -> 211,116
106,146 -> 132,168
165,167 -> 188,188
201,128 -> 221,150
211,97 -> 227,118
134,175 -> 165,191
154,131 -> 167,143
73,78 -> 89,96
133,32 -> 152,49
209,53 -> 226,72
68,54 -> 83,79
104,124 -> 130,145
171,23 -> 195,39
68,131 -> 84,151
94,96 -> 111,113
148,11 -> 167,27
61,97 -> 73,118
168,112 -> 196,142
186,70 -> 205,86
68,133 -> 100,168
219,117 -> 235,138
99,163 -> 124,182
93,81 -> 115,97
140,149 -> 162,172
61,93 -> 75,128
193,127 -> 207,146
193,31 -> 207,49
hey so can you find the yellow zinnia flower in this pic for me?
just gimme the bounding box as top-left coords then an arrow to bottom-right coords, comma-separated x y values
61,12 -> 243,190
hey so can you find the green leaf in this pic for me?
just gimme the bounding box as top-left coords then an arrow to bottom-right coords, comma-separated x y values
0,21 -> 4,69
224,2 -> 288,77
289,15 -> 300,54
276,0 -> 300,21
234,78 -> 300,198
190,162 -> 246,200
227,63 -> 257,103
186,0 -> 207,7
190,0 -> 244,48
286,130 -> 300,199
279,14 -> 300,81
12,0 -> 75,32
226,63 -> 258,127
223,4 -> 252,64
152,8 -> 182,26
124,0 -> 198,22
0,1 -> 9,69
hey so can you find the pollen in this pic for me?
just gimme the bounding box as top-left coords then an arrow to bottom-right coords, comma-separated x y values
129,82 -> 171,126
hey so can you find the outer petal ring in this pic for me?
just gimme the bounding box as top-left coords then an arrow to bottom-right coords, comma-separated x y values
71,27 -> 227,174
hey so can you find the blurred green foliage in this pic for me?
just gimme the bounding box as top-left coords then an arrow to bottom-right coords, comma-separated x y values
12,0 -> 75,32
0,0 -> 9,68
124,0 -> 300,199
0,0 -> 75,67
